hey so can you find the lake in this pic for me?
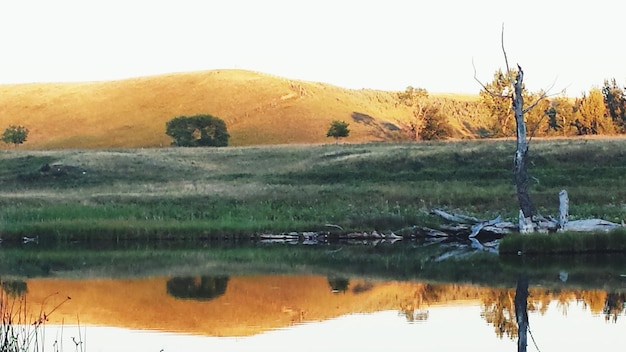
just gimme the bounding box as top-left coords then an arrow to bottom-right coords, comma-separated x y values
5,268 -> 626,352
0,242 -> 626,351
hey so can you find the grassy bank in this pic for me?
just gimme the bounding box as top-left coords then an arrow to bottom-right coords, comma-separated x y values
1,138 -> 625,242
500,228 -> 626,255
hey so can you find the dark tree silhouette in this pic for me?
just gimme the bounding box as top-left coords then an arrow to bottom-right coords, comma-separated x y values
165,114 -> 230,147
326,120 -> 350,143
166,276 -> 229,301
327,277 -> 350,293
1,279 -> 28,298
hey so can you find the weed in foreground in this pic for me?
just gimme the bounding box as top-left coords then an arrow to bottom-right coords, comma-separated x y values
0,281 -> 80,352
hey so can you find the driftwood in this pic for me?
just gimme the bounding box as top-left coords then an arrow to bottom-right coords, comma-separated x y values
430,209 -> 482,224
258,230 -> 404,245
429,189 -> 622,240
256,189 -> 622,249
558,189 -> 569,230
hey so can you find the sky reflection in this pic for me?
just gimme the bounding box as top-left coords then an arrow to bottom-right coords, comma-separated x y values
44,301 -> 622,352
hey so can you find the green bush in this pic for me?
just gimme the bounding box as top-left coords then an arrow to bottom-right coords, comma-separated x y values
1,125 -> 29,147
326,120 -> 350,142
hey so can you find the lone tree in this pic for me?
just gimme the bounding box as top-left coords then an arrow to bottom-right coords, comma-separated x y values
2,125 -> 29,147
475,25 -> 550,233
396,87 -> 452,141
166,114 -> 229,147
326,120 -> 350,143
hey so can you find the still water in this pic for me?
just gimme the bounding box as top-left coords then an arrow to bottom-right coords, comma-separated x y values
10,274 -> 626,352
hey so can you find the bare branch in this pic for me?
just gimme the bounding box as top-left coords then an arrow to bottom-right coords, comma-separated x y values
472,57 -> 508,98
527,112 -> 547,141
522,92 -> 548,114
501,24 -> 514,87
522,79 -> 560,114
472,58 -> 491,92
525,84 -> 564,142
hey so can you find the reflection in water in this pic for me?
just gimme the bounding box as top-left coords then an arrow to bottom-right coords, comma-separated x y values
398,284 -> 446,323
327,277 -> 349,293
480,287 -> 517,338
12,275 -> 626,343
603,292 -> 626,322
1,279 -> 28,297
166,276 -> 229,301
515,276 -> 529,352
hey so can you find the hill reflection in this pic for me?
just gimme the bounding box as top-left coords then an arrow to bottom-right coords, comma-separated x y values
4,275 -> 624,338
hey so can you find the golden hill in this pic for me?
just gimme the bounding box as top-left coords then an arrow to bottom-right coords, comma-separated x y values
0,69 -> 481,149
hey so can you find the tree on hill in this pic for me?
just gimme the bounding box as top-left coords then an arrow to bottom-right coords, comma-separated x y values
396,88 -> 453,141
165,114 -> 229,147
326,120 -> 350,143
397,86 -> 428,106
2,125 -> 29,147
418,103 -> 453,140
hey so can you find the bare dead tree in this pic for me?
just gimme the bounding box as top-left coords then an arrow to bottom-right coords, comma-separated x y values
474,24 -> 551,232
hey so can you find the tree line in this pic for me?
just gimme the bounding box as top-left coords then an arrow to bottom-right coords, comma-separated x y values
399,73 -> 626,141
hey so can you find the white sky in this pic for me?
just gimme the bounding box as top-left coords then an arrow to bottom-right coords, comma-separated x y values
0,0 -> 624,95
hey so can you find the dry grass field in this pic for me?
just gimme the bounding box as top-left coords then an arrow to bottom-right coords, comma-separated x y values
0,69 -> 485,149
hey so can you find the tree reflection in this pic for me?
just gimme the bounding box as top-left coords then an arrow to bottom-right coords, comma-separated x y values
166,276 -> 229,301
480,287 -> 518,339
514,276 -> 529,352
0,279 -> 28,298
555,289 -> 574,316
327,277 -> 349,293
603,292 -> 626,323
398,284 -> 443,323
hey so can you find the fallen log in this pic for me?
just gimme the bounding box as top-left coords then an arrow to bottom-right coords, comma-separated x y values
430,209 -> 483,224
562,219 -> 622,232
431,209 -> 510,238
432,187 -> 625,236
469,216 -> 502,238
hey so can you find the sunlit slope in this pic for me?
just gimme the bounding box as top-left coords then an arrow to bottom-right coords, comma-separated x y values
0,70 -> 430,149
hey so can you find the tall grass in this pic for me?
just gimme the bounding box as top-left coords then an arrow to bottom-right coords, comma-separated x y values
0,281 -> 77,352
1,139 -> 625,242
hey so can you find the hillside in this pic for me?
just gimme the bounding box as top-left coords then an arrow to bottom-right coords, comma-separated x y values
0,69 -> 481,149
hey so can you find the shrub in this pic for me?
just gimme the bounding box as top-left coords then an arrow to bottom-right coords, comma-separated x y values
2,125 -> 29,147
419,109 -> 453,140
326,120 -> 350,143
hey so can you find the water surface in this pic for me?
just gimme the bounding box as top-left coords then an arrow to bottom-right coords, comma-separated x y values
9,273 -> 625,352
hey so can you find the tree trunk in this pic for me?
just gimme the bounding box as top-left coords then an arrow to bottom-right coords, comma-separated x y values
515,275 -> 529,352
558,189 -> 569,231
512,65 -> 534,227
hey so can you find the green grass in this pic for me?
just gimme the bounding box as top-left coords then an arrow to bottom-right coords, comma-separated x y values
500,228 -> 626,255
1,139 -> 625,242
